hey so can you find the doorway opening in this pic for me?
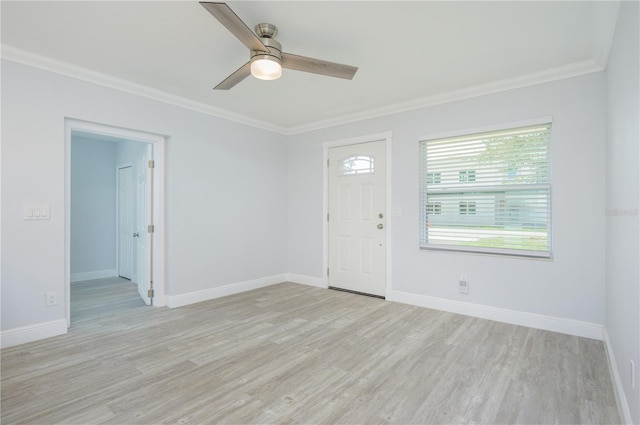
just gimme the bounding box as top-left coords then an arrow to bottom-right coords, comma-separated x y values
65,119 -> 166,327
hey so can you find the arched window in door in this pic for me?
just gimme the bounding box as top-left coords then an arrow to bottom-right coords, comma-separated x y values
338,155 -> 375,176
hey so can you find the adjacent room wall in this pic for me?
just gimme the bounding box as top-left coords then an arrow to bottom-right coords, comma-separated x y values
1,59 -> 288,334
288,72 -> 607,329
605,1 -> 640,423
70,136 -> 117,281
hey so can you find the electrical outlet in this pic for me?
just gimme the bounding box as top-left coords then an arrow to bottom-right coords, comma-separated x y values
46,291 -> 57,306
459,275 -> 469,294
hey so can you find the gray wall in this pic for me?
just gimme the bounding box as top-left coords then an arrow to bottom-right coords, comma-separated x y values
1,59 -> 288,331
287,72 -> 607,325
606,1 -> 640,422
70,136 -> 117,277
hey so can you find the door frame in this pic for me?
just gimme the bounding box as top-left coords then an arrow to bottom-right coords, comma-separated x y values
64,118 -> 167,327
322,131 -> 393,298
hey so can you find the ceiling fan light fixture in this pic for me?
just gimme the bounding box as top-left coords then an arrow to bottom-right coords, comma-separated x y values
250,57 -> 282,80
201,4 -> 358,90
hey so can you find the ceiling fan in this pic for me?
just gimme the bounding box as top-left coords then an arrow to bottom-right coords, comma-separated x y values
200,2 -> 359,90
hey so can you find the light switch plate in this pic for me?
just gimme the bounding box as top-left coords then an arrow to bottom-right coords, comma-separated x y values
24,205 -> 50,220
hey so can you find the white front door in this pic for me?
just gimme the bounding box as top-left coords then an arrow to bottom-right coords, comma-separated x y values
117,166 -> 134,280
135,145 -> 153,305
328,140 -> 386,297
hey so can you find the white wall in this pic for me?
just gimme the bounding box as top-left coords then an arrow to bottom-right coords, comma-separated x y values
288,72 -> 607,327
1,59 -> 288,332
605,1 -> 640,423
70,136 -> 117,278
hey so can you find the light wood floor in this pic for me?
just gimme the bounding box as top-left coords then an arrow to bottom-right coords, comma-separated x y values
1,278 -> 621,424
70,277 -> 146,324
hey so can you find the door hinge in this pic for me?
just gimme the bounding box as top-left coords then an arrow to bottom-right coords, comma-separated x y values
148,160 -> 155,169
148,224 -> 155,233
147,288 -> 154,298
327,158 -> 330,167
327,268 -> 330,277
327,213 -> 329,221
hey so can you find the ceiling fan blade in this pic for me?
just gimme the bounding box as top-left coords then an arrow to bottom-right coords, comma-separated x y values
214,61 -> 251,90
281,53 -> 358,80
200,2 -> 268,53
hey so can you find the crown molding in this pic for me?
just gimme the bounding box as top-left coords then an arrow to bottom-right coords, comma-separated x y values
286,59 -> 604,135
2,45 -> 603,137
0,44 -> 287,135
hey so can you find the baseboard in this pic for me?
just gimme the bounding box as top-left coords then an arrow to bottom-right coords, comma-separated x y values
1,319 -> 68,349
285,273 -> 328,288
70,269 -> 117,283
165,274 -> 289,308
388,290 -> 603,340
603,328 -> 633,424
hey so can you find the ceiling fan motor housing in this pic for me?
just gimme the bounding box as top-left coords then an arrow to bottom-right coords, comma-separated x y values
255,23 -> 277,38
250,24 -> 282,65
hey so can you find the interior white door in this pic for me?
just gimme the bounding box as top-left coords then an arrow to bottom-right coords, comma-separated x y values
117,166 -> 134,280
135,145 -> 153,305
328,140 -> 386,297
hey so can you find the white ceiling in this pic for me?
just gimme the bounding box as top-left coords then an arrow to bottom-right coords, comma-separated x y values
1,1 -> 620,134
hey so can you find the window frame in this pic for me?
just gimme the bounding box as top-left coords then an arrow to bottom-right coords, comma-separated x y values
419,117 -> 553,259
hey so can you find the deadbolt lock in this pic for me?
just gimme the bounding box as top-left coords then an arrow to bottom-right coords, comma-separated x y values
378,213 -> 384,219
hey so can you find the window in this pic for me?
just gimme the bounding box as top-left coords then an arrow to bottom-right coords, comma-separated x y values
459,201 -> 476,215
459,170 -> 476,182
426,172 -> 441,184
419,122 -> 552,257
339,155 -> 375,176
427,201 -> 442,215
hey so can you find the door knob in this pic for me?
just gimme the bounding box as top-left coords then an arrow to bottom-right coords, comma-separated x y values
377,224 -> 384,229
133,232 -> 140,238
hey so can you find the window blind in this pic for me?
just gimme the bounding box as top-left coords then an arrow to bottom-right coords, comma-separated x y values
419,123 -> 552,257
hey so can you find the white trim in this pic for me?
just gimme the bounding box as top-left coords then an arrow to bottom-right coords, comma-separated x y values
166,274 -> 289,309
70,269 -> 117,283
2,45 -> 602,136
285,273 -> 328,289
288,60 -> 601,135
384,138 -> 394,297
603,328 -> 633,425
322,132 -> 393,297
388,289 -> 603,340
65,119 -> 168,327
1,46 -> 286,135
0,319 -> 68,349
419,115 -> 553,143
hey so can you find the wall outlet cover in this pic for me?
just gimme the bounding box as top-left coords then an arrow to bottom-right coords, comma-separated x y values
459,279 -> 469,294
